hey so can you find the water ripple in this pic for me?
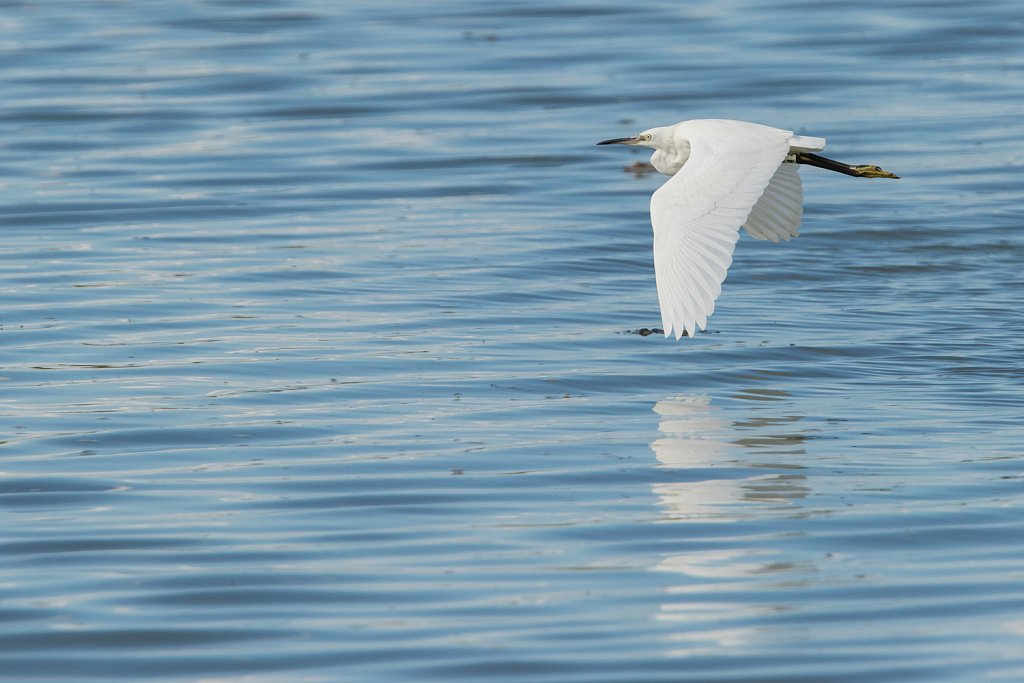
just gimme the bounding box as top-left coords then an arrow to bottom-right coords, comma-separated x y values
2,0 -> 1023,681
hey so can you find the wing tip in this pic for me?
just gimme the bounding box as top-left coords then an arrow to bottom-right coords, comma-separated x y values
662,318 -> 707,340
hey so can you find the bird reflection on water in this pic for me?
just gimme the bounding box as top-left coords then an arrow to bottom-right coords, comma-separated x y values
650,393 -> 810,521
648,393 -> 820,657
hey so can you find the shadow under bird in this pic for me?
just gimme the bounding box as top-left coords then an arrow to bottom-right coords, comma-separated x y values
597,118 -> 899,339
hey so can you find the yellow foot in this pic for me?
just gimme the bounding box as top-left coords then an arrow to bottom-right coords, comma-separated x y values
853,165 -> 900,179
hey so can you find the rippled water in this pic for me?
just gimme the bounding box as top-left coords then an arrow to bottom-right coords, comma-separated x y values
3,1 -> 1023,681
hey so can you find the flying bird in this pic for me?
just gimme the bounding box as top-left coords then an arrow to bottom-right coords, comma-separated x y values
597,119 -> 899,339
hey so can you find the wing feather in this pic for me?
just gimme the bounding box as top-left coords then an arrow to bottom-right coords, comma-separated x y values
743,161 -> 803,243
651,121 -> 792,339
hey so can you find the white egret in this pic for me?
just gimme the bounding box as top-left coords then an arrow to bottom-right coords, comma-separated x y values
597,119 -> 899,339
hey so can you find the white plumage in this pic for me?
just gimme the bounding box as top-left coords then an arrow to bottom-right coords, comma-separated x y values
599,119 -> 827,339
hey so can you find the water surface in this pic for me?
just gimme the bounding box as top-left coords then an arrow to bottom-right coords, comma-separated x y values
2,1 -> 1023,681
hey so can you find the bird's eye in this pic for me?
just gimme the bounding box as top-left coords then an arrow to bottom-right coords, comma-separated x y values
642,134 -> 652,141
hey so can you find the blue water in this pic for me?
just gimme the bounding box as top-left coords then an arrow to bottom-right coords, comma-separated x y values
2,1 -> 1023,681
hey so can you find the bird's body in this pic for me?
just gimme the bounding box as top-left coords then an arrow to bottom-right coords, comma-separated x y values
597,118 -> 898,339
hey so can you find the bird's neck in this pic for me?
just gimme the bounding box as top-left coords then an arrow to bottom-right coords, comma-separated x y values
650,139 -> 690,176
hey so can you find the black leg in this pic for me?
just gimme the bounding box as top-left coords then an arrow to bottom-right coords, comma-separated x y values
795,152 -> 900,179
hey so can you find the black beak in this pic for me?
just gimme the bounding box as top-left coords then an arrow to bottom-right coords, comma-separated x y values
596,136 -> 638,146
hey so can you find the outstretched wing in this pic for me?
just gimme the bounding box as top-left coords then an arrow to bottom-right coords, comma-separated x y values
651,122 -> 791,339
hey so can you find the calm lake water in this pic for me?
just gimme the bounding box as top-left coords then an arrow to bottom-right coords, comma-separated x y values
2,1 -> 1023,681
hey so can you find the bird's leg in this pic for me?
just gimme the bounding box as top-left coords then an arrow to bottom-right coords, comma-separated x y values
793,152 -> 900,179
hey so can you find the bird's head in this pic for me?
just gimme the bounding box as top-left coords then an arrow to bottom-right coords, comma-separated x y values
596,127 -> 667,149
